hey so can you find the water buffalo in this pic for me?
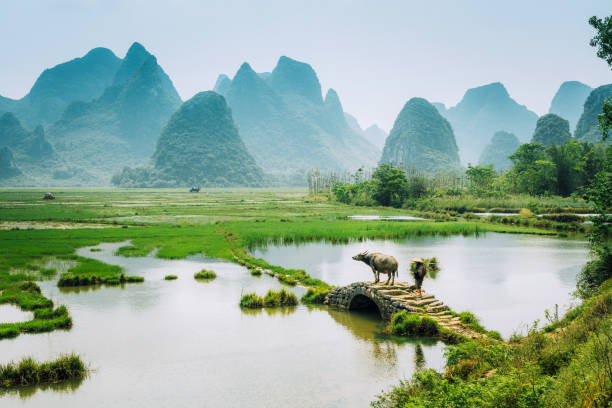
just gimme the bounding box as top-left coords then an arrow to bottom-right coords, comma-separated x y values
352,251 -> 398,285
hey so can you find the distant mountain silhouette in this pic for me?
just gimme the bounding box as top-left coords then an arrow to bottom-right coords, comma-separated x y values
0,48 -> 121,128
445,82 -> 538,165
344,113 -> 388,150
0,112 -> 70,183
478,131 -> 520,171
575,84 -> 612,143
215,57 -> 379,176
47,42 -> 182,184
380,98 -> 461,173
112,91 -> 263,187
0,146 -> 21,179
548,81 -> 592,133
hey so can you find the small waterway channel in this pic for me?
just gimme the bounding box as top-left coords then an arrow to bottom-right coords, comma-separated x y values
2,242 -> 444,407
251,233 -> 589,338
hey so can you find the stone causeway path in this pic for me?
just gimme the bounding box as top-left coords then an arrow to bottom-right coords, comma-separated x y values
326,281 -> 485,340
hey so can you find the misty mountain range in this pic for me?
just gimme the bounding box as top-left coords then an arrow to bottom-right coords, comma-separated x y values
0,42 -> 608,186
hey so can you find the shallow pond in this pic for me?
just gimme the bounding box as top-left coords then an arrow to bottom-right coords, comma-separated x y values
0,305 -> 33,323
1,242 -> 444,407
251,233 -> 589,338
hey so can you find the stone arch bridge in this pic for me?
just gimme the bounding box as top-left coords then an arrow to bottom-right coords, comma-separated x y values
325,281 -> 483,339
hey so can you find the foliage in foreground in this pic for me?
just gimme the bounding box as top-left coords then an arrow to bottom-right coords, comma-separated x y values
0,354 -> 86,389
300,287 -> 330,304
239,289 -> 298,308
373,282 -> 612,407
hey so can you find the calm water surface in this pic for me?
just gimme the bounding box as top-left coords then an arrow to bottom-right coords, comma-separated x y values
252,233 -> 589,337
2,242 -> 444,407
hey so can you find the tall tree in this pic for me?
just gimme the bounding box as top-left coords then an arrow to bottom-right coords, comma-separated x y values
576,15 -> 612,297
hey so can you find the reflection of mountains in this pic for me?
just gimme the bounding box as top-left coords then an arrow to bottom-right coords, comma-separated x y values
0,377 -> 84,400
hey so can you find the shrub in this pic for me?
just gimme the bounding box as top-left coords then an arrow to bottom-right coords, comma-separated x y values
263,289 -> 298,307
194,269 -> 216,280
300,288 -> 329,304
277,274 -> 297,286
250,268 -> 262,277
240,292 -> 263,308
541,213 -> 582,223
390,311 -> 439,336
0,354 -> 87,388
164,275 -> 178,280
240,289 -> 298,308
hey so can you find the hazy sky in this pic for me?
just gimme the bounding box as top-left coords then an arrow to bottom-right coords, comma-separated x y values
1,0 -> 611,131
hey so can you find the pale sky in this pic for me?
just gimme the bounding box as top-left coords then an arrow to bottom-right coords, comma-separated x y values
1,0 -> 611,131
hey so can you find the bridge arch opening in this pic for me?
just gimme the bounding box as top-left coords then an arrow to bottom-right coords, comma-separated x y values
348,294 -> 382,318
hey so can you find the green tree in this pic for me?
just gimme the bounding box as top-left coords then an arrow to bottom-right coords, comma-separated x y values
589,15 -> 612,67
466,165 -> 497,196
517,160 -> 557,195
371,163 -> 408,207
509,143 -> 547,173
576,15 -> 612,297
589,15 -> 612,140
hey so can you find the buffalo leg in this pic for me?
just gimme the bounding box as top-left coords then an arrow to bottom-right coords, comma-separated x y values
384,273 -> 391,285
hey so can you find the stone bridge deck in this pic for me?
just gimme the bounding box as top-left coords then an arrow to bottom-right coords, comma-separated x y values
325,281 -> 484,340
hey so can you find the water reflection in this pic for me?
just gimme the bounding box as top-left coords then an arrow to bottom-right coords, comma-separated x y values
0,304 -> 33,323
327,308 -> 439,370
0,377 -> 84,400
240,306 -> 298,317
414,344 -> 425,371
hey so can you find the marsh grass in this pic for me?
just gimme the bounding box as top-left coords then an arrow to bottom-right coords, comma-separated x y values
449,310 -> 502,340
57,258 -> 144,287
164,275 -> 178,280
0,354 -> 86,389
240,289 -> 298,308
239,292 -> 263,308
194,269 -> 216,280
390,311 -> 439,337
300,287 -> 330,304
115,245 -> 153,257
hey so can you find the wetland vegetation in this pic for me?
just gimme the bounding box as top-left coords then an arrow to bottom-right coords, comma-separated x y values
194,269 -> 216,280
0,354 -> 86,389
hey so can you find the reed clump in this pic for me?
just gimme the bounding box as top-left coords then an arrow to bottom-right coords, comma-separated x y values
0,354 -> 87,388
194,269 -> 216,280
240,289 -> 298,308
300,287 -> 329,304
164,275 -> 178,280
390,311 -> 439,336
